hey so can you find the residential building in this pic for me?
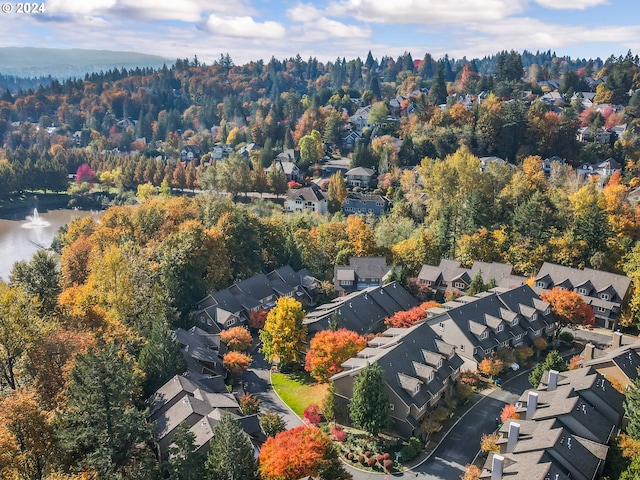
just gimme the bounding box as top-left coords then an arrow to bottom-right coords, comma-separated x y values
173,326 -> 226,378
303,281 -> 419,336
342,193 -> 389,217
180,144 -> 203,162
147,373 -> 262,458
331,321 -> 464,438
345,166 -> 376,188
196,266 -> 319,332
579,332 -> 640,389
285,185 -> 327,213
482,367 -> 623,480
533,262 -> 632,329
267,159 -> 303,183
348,105 -> 372,133
424,285 -> 556,370
334,256 -> 394,294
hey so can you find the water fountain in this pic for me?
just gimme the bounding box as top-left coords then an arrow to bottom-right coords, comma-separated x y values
22,208 -> 51,228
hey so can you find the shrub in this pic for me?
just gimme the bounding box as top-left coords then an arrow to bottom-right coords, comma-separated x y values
568,355 -> 582,370
303,404 -> 323,425
480,433 -> 500,453
239,393 -> 261,415
383,459 -> 393,472
364,451 -> 371,458
331,425 -> 347,442
358,455 -> 365,464
376,454 -> 384,462
401,436 -> 423,462
383,453 -> 390,460
367,457 -> 376,467
559,331 -> 574,344
515,345 -> 534,362
533,336 -> 548,351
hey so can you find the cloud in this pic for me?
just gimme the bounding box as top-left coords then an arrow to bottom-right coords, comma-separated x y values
205,15 -> 286,39
329,0 -> 527,24
287,3 -> 323,22
533,0 -> 610,9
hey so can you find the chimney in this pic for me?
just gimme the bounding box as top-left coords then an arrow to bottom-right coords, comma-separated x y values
526,391 -> 539,420
583,343 -> 595,362
506,422 -> 520,453
612,332 -> 623,349
491,454 -> 505,480
548,370 -> 559,391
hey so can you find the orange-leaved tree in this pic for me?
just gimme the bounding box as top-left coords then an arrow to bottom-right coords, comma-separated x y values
222,351 -> 252,376
500,404 -> 520,423
462,464 -> 482,480
220,326 -> 253,351
540,287 -> 596,333
478,355 -> 504,378
259,425 -> 350,480
304,328 -> 367,382
384,301 -> 441,328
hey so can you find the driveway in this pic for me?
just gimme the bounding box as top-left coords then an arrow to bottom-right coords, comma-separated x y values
244,345 -> 303,430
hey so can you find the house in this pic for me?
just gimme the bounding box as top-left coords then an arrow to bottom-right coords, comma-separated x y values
469,261 -> 526,289
348,105 -> 372,133
479,156 -> 508,173
180,145 -> 203,162
334,256 -> 394,294
342,193 -> 389,217
571,92 -> 597,109
542,156 -> 565,175
211,143 -> 233,161
345,166 -> 375,188
331,321 -> 463,438
540,91 -> 565,105
577,126 -> 613,144
322,157 -> 351,176
341,130 -> 361,152
424,285 -> 556,370
579,332 -> 640,389
628,186 -> 640,204
238,143 -> 260,157
285,185 -> 327,214
303,281 -> 419,336
533,262 -> 632,329
267,160 -> 303,183
276,148 -> 300,164
173,326 -> 226,378
594,157 -> 622,177
417,259 -> 477,294
147,373 -> 261,458
482,367 -> 623,480
196,266 -> 319,332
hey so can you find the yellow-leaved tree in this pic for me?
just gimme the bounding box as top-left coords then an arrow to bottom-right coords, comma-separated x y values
260,297 -> 306,367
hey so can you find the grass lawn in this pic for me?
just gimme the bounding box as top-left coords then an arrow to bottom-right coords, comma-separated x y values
271,371 -> 329,417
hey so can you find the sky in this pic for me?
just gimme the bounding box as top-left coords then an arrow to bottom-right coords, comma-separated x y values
1,0 -> 640,65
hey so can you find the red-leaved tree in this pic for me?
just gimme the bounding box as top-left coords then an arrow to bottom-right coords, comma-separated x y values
220,326 -> 253,351
303,404 -> 323,425
222,351 -> 252,376
259,425 -> 349,480
304,328 -> 367,382
384,301 -> 441,328
249,309 -> 268,330
540,287 -> 596,333
75,163 -> 95,184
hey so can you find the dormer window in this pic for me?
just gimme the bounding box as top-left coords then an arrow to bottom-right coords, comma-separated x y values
225,318 -> 236,327
454,282 -> 466,289
511,319 -> 519,327
481,331 -> 488,339
414,384 -> 420,394
439,322 -> 445,331
428,372 -> 435,382
601,293 -> 610,301
578,288 -> 588,295
437,359 -> 443,369
536,281 -> 545,288
545,307 -> 550,315
497,325 -> 504,333
531,313 -> 538,321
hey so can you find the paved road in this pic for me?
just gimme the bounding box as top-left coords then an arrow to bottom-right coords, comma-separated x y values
244,346 -> 303,430
343,369 -> 537,480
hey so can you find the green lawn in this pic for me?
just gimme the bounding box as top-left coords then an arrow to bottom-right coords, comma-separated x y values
271,371 -> 329,417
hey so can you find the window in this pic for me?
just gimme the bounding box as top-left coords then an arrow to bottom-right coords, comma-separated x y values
428,373 -> 435,382
531,313 -> 538,321
389,403 -> 394,411
340,280 -> 352,286
545,307 -> 550,315
454,282 -> 466,289
481,331 -> 488,339
601,293 -> 610,301
578,288 -> 588,295
414,384 -> 420,394
535,329 -> 542,336
439,322 -> 445,331
536,281 -> 545,288
511,319 -> 519,327
460,344 -> 465,351
497,325 -> 504,333
426,280 -> 432,286
437,359 -> 443,368
597,306 -> 607,313
225,318 -> 236,327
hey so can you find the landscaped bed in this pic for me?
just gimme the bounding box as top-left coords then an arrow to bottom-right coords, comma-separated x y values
271,371 -> 329,417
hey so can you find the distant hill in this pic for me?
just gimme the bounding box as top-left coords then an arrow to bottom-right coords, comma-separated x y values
0,47 -> 170,79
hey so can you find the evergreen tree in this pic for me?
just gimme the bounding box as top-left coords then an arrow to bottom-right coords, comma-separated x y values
528,350 -> 567,388
625,376 -> 640,439
467,271 -> 486,296
9,249 -> 61,315
167,423 -> 206,480
139,319 -> 187,397
350,362 -> 391,436
57,342 -> 153,478
205,411 -> 259,480
429,61 -> 447,105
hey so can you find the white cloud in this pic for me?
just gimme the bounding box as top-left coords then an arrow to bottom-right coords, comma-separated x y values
533,0 -> 609,9
286,3 -> 323,22
329,0 -> 527,24
205,15 -> 286,39
47,0 -> 116,15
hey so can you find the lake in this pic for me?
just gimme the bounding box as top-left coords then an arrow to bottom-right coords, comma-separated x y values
0,208 -> 101,280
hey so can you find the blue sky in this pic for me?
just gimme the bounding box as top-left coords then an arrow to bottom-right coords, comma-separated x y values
2,0 -> 640,64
